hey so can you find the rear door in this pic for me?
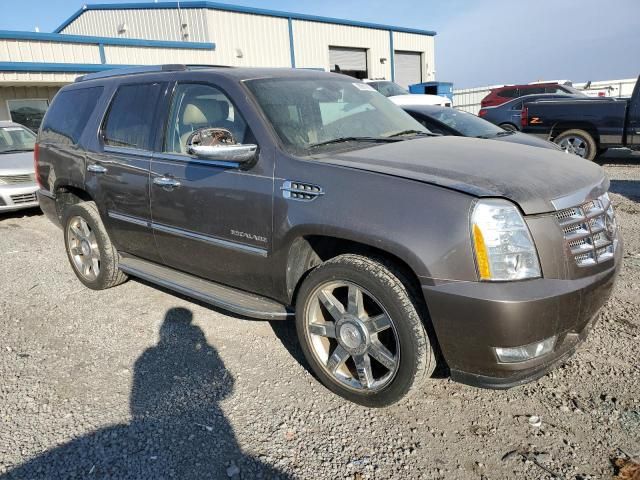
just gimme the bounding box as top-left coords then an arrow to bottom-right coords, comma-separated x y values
149,81 -> 274,294
626,78 -> 640,147
88,81 -> 167,262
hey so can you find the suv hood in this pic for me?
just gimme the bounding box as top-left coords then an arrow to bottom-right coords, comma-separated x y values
323,136 -> 606,215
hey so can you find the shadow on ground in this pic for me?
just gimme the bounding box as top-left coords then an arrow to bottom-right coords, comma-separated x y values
609,179 -> 640,202
2,307 -> 289,479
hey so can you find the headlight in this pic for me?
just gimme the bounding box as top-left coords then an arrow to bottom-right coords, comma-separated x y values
471,199 -> 541,281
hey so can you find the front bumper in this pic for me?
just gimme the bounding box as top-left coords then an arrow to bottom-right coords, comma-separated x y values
0,183 -> 39,213
422,245 -> 621,389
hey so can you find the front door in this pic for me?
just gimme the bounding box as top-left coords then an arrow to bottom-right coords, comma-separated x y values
90,81 -> 167,263
626,78 -> 640,148
150,82 -> 274,295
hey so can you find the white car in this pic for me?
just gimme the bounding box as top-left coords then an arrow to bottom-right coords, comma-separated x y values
0,121 -> 39,213
363,80 -> 451,107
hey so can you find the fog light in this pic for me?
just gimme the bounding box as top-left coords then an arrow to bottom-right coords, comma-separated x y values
494,336 -> 556,363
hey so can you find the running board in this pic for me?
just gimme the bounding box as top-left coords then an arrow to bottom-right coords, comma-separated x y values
118,256 -> 292,320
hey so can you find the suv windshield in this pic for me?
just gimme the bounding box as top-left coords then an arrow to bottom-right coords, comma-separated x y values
0,125 -> 36,154
426,108 -> 506,138
367,81 -> 410,97
246,78 -> 427,155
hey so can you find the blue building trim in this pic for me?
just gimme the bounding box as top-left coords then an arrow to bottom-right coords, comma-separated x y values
0,62 -> 134,73
389,31 -> 395,82
54,2 -> 436,36
98,43 -> 106,64
0,30 -> 215,50
287,17 -> 295,68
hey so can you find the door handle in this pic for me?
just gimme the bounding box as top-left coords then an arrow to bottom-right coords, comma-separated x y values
87,164 -> 107,174
153,176 -> 181,189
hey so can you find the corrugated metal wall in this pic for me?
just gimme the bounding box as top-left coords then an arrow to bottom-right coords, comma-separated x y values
58,7 -> 435,77
103,45 -> 213,65
60,8 -> 211,42
205,10 -> 290,67
0,86 -> 60,121
0,39 -> 100,64
392,32 -> 435,83
292,20 -> 390,78
454,78 -> 638,115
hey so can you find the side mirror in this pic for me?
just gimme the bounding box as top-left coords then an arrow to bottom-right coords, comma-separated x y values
186,128 -> 257,164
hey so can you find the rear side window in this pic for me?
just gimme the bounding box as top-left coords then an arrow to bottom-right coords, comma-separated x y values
497,88 -> 519,98
103,83 -> 164,150
40,87 -> 103,145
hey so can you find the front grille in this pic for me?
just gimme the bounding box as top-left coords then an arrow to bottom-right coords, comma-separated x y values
10,193 -> 37,204
0,174 -> 35,185
555,192 -> 618,267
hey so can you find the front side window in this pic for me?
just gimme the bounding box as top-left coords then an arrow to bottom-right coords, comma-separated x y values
164,83 -> 248,154
245,78 -> 427,155
40,87 -> 103,145
103,83 -> 164,150
0,125 -> 36,154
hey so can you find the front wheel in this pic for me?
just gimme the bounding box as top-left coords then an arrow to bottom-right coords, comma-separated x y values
295,254 -> 436,407
62,201 -> 128,290
554,129 -> 598,161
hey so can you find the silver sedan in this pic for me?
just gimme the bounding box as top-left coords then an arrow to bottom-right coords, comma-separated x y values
0,121 -> 39,213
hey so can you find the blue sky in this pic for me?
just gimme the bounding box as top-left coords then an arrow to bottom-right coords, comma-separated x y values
2,0 -> 639,88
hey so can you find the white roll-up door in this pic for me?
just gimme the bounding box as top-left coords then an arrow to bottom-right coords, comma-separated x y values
329,47 -> 367,72
394,51 -> 422,89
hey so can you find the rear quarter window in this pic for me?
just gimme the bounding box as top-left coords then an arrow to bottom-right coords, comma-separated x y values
39,86 -> 104,145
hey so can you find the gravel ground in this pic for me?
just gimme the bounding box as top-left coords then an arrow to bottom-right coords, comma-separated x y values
1,157 -> 639,479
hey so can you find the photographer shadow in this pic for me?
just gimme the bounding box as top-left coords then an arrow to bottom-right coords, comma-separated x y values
3,307 -> 288,479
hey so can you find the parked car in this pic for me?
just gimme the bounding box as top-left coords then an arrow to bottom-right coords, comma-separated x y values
479,93 -> 582,131
401,104 -> 561,151
0,121 -> 39,213
522,76 -> 640,160
364,80 -> 451,107
37,66 -> 621,407
481,82 -> 586,108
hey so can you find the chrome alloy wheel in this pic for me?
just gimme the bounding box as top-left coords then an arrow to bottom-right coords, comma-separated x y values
67,216 -> 101,281
304,281 -> 400,392
558,136 -> 588,158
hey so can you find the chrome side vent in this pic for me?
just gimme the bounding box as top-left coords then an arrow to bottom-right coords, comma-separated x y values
282,180 -> 324,202
555,192 -> 618,267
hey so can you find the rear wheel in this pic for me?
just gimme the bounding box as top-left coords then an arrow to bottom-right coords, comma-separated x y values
499,123 -> 518,132
554,129 -> 597,160
295,254 -> 435,407
62,201 -> 127,290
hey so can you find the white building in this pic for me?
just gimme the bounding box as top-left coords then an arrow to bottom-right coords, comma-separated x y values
0,1 -> 436,130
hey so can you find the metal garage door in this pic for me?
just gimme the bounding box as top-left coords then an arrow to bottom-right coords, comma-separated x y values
329,47 -> 367,77
394,51 -> 422,89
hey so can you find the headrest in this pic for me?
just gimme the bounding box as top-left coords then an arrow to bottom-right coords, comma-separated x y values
268,104 -> 294,125
183,103 -> 207,125
182,98 -> 230,126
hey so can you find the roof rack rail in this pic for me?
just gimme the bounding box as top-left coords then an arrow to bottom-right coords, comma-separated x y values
75,64 -> 187,82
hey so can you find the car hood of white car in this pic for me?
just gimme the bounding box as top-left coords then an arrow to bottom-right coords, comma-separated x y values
388,94 -> 451,107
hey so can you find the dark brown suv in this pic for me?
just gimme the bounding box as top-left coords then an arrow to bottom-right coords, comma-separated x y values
35,66 -> 621,407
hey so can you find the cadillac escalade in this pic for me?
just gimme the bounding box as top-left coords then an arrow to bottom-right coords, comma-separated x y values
36,65 -> 622,407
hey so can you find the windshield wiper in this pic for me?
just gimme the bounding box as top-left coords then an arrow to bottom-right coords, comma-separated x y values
386,129 -> 434,138
308,136 -> 401,149
495,130 -> 515,137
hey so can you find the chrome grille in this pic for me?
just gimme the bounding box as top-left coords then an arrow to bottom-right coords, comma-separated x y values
555,192 -> 618,267
0,174 -> 35,185
10,193 -> 37,204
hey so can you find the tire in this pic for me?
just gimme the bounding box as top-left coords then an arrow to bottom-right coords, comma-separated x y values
295,254 -> 436,407
499,123 -> 518,132
62,201 -> 128,290
553,129 -> 598,161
